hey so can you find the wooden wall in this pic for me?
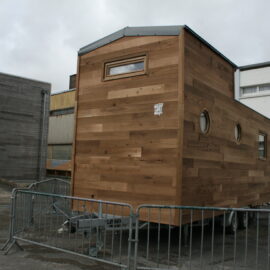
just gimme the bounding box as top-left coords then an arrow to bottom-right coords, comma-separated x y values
182,30 -> 270,208
73,29 -> 270,224
73,35 -> 181,210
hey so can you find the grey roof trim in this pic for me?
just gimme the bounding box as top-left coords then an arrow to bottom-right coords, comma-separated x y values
50,107 -> 74,116
0,72 -> 51,86
239,61 -> 270,71
184,26 -> 237,68
78,25 -> 237,68
78,26 -> 184,56
51,88 -> 76,96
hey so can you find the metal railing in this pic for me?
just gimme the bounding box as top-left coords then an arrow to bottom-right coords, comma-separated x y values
2,185 -> 270,270
2,189 -> 134,269
134,204 -> 270,270
28,177 -> 70,195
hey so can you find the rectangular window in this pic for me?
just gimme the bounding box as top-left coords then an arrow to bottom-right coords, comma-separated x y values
104,55 -> 147,81
241,86 -> 257,96
241,84 -> 270,97
258,133 -> 267,160
259,84 -> 270,92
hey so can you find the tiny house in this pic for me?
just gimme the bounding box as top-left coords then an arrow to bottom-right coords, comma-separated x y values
72,26 -> 270,224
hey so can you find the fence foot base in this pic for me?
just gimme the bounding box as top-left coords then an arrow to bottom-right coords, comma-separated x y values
3,239 -> 23,255
1,238 -> 12,251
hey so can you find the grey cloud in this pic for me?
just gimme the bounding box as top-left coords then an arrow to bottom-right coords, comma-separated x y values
0,0 -> 269,92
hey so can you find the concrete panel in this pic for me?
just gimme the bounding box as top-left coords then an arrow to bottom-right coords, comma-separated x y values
0,73 -> 51,181
240,66 -> 270,87
48,114 -> 74,144
240,96 -> 270,118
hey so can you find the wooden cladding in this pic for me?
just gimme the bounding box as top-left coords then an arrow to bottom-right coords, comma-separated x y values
182,30 -> 270,210
73,35 -> 180,224
73,29 -> 270,225
103,55 -> 147,81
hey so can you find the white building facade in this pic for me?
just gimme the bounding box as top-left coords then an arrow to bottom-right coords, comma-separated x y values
235,62 -> 270,118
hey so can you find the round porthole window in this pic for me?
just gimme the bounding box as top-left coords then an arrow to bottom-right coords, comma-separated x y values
235,124 -> 241,142
200,110 -> 210,134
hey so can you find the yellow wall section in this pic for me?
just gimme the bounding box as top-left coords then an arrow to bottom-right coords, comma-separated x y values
50,90 -> 76,111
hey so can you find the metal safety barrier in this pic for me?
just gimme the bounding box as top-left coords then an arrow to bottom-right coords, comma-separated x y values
2,187 -> 270,270
134,204 -> 270,270
28,178 -> 70,195
2,189 -> 134,269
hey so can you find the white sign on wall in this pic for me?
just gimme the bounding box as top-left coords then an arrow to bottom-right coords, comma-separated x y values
154,103 -> 164,116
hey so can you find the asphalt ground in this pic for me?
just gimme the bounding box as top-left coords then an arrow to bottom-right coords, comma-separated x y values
1,182 -> 270,270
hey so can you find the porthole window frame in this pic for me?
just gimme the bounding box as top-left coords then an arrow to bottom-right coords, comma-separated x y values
103,54 -> 148,81
199,109 -> 211,135
234,123 -> 242,143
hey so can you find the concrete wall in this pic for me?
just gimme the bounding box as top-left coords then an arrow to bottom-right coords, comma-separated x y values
240,66 -> 270,87
235,66 -> 270,118
240,95 -> 270,118
0,73 -> 51,181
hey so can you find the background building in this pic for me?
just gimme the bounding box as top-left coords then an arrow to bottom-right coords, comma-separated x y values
235,62 -> 270,118
47,75 -> 76,176
0,73 -> 50,182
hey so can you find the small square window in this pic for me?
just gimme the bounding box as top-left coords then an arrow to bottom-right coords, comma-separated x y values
258,132 -> 267,160
104,55 -> 147,81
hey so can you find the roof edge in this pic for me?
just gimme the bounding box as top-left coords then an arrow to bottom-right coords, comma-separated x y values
78,25 -> 237,68
0,72 -> 51,86
183,25 -> 237,68
51,88 -> 76,96
78,25 -> 183,56
239,61 -> 270,71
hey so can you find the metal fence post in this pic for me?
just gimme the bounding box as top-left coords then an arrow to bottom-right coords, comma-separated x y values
133,210 -> 140,270
2,189 -> 23,254
1,189 -> 15,251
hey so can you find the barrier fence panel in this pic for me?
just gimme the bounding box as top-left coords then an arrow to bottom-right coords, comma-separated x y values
28,178 -> 70,196
134,205 -> 270,270
3,189 -> 134,270
3,188 -> 270,270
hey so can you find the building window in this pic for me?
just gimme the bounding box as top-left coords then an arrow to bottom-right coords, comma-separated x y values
241,84 -> 270,97
241,86 -> 257,95
234,124 -> 242,142
259,84 -> 270,92
104,55 -> 147,81
258,133 -> 267,160
200,110 -> 210,134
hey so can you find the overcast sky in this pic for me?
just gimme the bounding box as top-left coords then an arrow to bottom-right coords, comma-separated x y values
1,0 -> 269,92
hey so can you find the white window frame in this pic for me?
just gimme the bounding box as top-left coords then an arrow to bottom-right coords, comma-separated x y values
240,84 -> 270,98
